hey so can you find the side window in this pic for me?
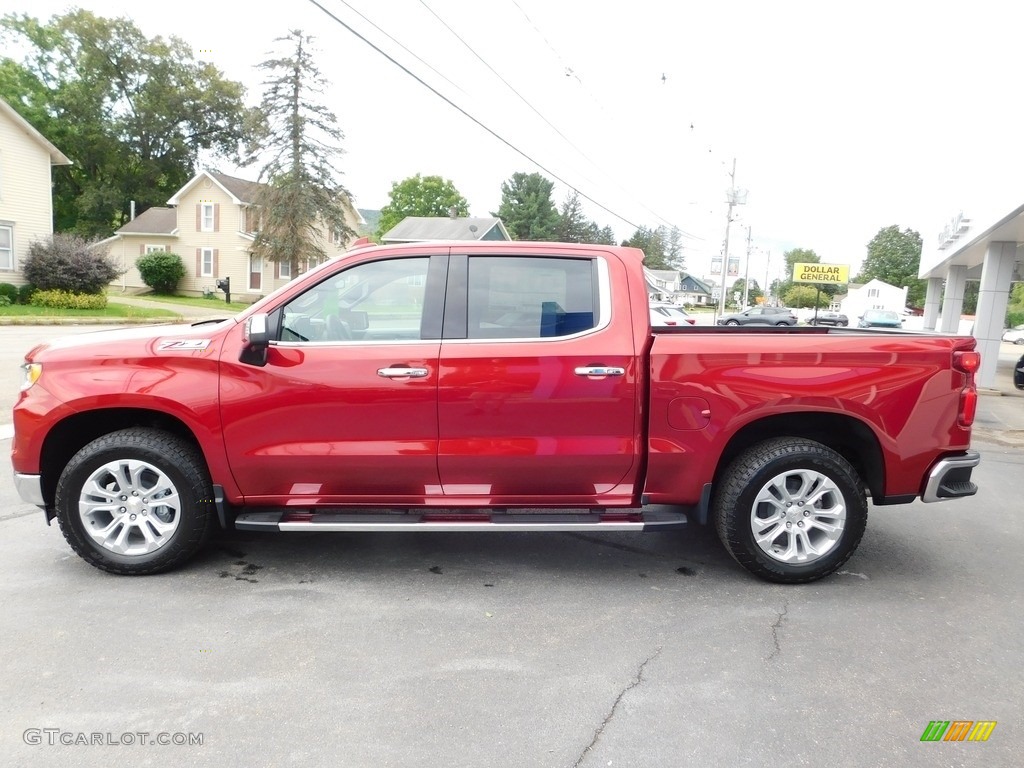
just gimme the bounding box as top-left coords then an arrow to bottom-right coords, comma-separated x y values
278,257 -> 429,343
466,256 -> 597,339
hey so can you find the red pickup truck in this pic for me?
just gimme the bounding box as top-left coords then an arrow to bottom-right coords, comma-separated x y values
12,241 -> 981,583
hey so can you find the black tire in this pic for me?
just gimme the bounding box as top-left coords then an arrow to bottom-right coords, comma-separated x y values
55,428 -> 215,575
712,437 -> 867,583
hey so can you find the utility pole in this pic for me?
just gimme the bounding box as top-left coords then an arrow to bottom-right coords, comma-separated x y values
743,225 -> 752,309
716,159 -> 747,320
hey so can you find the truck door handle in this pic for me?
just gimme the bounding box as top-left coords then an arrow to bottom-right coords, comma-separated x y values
377,367 -> 429,378
574,366 -> 625,377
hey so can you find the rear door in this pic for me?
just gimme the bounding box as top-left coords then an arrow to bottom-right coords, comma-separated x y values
436,250 -> 641,505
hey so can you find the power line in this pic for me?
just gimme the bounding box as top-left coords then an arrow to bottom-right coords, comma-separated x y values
308,0 -> 690,237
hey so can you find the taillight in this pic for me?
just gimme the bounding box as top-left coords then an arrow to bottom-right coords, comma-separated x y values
953,351 -> 980,374
953,350 -> 980,427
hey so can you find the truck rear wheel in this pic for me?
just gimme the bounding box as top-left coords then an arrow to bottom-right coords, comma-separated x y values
55,428 -> 215,575
713,438 -> 867,583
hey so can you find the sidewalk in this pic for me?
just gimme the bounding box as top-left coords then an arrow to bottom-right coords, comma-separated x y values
106,294 -> 236,321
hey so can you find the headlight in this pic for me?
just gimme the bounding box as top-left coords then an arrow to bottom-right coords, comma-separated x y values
20,363 -> 42,391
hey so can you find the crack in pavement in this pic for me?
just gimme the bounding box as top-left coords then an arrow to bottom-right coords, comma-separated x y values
572,646 -> 663,768
767,601 -> 789,661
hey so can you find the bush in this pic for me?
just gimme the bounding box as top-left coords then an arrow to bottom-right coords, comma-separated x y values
22,233 -> 121,295
0,283 -> 17,303
29,289 -> 108,310
18,284 -> 36,304
137,252 -> 187,294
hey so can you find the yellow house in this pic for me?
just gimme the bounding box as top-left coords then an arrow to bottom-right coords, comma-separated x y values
0,97 -> 72,287
103,170 -> 364,300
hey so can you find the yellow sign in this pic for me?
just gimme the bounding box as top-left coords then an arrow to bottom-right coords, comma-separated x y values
793,262 -> 849,283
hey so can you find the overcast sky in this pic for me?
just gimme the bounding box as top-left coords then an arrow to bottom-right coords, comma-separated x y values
10,0 -> 1024,285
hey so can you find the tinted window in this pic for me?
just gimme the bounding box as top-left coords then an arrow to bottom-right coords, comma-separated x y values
466,256 -> 597,339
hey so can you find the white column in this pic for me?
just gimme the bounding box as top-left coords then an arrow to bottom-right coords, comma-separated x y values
923,277 -> 943,330
939,265 -> 967,334
974,241 -> 1016,389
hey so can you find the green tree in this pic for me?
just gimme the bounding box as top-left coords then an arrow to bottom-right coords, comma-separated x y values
494,172 -> 559,240
1,10 -> 249,236
857,225 -> 925,307
376,174 -> 469,239
557,191 -> 591,243
245,30 -> 354,273
667,226 -> 685,271
783,284 -> 829,309
624,226 -> 670,269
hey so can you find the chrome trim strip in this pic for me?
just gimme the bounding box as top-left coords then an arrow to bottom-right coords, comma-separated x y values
922,450 -> 981,503
14,473 -> 45,507
278,520 -> 647,532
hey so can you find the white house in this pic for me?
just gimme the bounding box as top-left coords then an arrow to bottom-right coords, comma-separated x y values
840,279 -> 908,322
0,97 -> 72,286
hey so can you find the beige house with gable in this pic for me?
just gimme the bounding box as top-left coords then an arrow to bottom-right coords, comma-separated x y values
104,170 -> 364,300
0,97 -> 72,286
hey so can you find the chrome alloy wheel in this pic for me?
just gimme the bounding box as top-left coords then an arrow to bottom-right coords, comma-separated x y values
750,468 -> 847,564
78,459 -> 182,556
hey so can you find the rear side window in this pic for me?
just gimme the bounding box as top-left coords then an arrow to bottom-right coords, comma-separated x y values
466,256 -> 598,339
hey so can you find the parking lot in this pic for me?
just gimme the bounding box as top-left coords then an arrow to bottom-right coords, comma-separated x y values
1,325 -> 1021,767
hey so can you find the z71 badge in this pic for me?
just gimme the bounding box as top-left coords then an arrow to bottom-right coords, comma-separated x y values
158,339 -> 211,351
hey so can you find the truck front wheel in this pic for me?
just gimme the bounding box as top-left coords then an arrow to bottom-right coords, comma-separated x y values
713,438 -> 867,583
55,428 -> 215,575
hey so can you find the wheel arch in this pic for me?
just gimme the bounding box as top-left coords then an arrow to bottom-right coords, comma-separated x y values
39,408 -> 209,511
713,412 -> 885,502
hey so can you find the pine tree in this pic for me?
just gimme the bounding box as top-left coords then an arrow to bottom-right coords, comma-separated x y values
246,30 -> 354,274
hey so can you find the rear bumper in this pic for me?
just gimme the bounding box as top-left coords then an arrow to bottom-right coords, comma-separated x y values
921,450 -> 981,503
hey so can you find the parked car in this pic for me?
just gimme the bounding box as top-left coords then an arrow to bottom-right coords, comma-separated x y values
1002,324 -> 1024,345
858,309 -> 904,329
650,302 -> 696,326
807,311 -> 849,327
716,306 -> 798,326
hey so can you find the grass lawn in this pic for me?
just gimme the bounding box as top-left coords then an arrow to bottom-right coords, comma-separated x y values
0,303 -> 181,319
117,293 -> 251,312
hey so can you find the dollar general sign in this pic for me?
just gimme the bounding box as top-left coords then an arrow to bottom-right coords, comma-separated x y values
793,262 -> 850,283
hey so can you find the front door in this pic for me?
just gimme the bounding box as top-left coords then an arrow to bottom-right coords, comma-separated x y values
221,255 -> 443,503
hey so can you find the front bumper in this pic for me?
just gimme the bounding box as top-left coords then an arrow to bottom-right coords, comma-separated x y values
13,473 -> 45,507
921,450 -> 981,502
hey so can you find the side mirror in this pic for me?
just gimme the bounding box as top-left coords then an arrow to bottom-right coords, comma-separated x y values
240,313 -> 269,366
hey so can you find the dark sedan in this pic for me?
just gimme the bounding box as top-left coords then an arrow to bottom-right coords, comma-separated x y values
858,309 -> 903,328
808,311 -> 849,327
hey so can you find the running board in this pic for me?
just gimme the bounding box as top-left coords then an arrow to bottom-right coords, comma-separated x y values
234,510 -> 688,533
